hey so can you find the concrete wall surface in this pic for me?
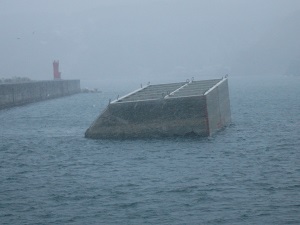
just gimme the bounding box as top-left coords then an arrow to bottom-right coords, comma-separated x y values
206,79 -> 231,135
0,80 -> 80,109
85,95 -> 209,138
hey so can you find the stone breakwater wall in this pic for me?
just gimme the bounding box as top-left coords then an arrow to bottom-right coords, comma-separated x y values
0,80 -> 80,109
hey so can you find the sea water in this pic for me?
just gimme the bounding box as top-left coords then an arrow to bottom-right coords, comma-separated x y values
1,76 -> 299,224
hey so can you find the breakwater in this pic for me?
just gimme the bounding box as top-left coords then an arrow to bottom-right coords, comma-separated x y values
0,80 -> 80,109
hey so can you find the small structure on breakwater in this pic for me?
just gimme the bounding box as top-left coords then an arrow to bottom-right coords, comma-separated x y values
85,77 -> 231,139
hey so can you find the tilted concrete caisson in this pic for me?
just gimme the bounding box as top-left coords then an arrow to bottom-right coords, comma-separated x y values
85,78 -> 231,139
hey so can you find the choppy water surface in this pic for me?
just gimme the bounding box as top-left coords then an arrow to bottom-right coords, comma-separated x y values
1,76 -> 300,224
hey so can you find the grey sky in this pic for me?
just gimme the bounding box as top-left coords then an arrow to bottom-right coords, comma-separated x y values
1,0 -> 300,88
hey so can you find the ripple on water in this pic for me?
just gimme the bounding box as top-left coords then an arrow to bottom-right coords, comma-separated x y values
1,77 -> 300,224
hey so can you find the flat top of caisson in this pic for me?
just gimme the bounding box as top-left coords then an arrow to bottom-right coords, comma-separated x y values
115,78 -> 223,103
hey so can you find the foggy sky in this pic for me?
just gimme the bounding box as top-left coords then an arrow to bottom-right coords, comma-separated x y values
1,0 -> 300,89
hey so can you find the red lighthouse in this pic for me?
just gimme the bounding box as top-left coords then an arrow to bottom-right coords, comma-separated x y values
53,60 -> 61,80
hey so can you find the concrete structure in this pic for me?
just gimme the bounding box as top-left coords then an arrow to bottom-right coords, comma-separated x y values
85,78 -> 231,139
0,80 -> 80,109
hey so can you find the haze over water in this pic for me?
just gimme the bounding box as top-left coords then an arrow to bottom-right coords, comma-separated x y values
1,76 -> 300,224
1,0 -> 300,224
1,0 -> 300,87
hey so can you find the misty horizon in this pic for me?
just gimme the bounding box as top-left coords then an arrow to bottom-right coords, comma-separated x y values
1,0 -> 300,89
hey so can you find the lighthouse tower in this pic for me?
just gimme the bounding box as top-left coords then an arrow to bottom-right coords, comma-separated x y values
53,60 -> 61,80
